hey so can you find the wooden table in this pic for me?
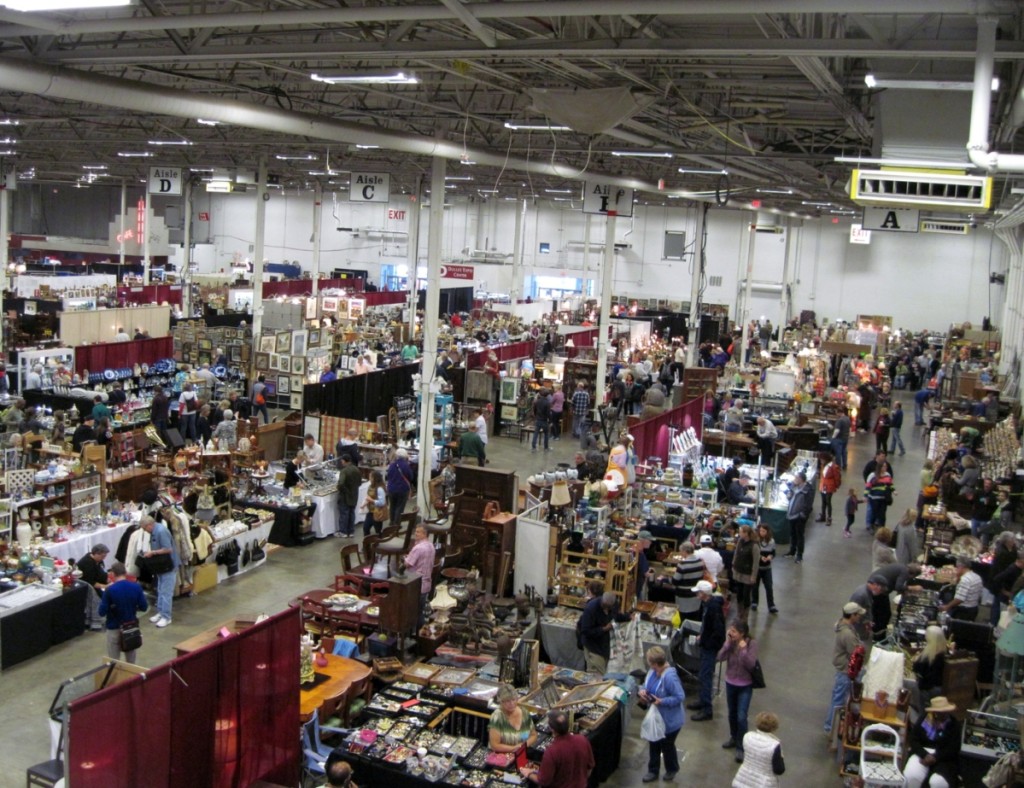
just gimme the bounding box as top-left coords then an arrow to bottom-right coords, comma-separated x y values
288,588 -> 381,629
173,616 -> 259,657
300,653 -> 371,720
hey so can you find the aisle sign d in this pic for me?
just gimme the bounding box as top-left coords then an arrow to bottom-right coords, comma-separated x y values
148,167 -> 182,196
351,172 -> 390,203
582,181 -> 634,217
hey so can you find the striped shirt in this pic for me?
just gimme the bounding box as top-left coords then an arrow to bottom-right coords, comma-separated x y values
954,570 -> 983,608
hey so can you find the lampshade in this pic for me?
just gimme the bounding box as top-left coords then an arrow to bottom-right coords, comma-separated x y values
996,613 -> 1024,656
550,479 -> 572,507
431,583 -> 458,611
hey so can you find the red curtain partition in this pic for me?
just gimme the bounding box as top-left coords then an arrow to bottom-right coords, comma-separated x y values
466,339 -> 535,369
564,328 -> 599,357
74,337 -> 175,374
68,608 -> 301,788
116,285 -> 184,307
630,396 -> 705,464
364,290 -> 408,307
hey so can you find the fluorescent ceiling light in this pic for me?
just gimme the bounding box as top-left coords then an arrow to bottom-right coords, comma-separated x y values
0,138 -> 16,144
275,154 -> 316,161
0,150 -> 17,156
189,167 -> 214,172
0,119 -> 18,126
196,118 -> 220,126
354,144 -> 379,150
544,188 -> 572,194
678,167 -> 728,175
477,189 -> 499,194
148,139 -> 192,146
117,151 -> 152,158
458,160 -> 476,165
4,0 -> 132,9
864,73 -> 999,91
553,197 -> 572,202
756,188 -> 794,195
311,72 -> 418,85
82,164 -> 107,170
801,200 -> 833,207
504,122 -> 571,131
611,151 -> 674,158
445,176 -> 473,181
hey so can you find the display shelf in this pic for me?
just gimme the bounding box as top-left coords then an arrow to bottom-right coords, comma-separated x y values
838,697 -> 908,778
557,546 -> 637,612
18,347 -> 75,395
417,392 -> 453,447
961,710 -> 1021,759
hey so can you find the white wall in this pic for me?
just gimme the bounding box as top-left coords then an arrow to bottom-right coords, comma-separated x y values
162,189 -> 1006,332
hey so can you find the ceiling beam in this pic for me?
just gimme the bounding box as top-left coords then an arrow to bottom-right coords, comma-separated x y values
437,0 -> 497,48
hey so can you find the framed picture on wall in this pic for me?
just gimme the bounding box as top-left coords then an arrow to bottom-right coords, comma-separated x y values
290,330 -> 308,357
308,329 -> 321,347
198,338 -> 213,351
280,356 -> 291,373
182,351 -> 192,364
322,296 -> 339,314
197,353 -> 211,367
499,376 -> 520,405
263,378 -> 277,397
348,298 -> 365,319
269,353 -> 280,371
230,346 -> 242,362
259,335 -> 276,354
240,345 -> 251,361
305,297 -> 318,321
276,332 -> 291,353
223,328 -> 237,339
278,377 -> 290,394
291,357 -> 305,375
254,352 -> 269,371
292,375 -> 304,391
290,393 -> 302,410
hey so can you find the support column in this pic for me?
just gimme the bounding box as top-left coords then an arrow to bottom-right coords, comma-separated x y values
119,178 -> 126,270
582,214 -> 592,299
142,192 -> 151,285
251,155 -> 268,341
407,175 -> 423,341
181,177 -> 193,316
595,211 -> 617,419
685,205 -> 707,366
311,182 -> 323,298
737,217 -> 756,365
416,156 -> 445,513
778,217 -> 794,330
0,185 -> 8,358
510,197 -> 525,301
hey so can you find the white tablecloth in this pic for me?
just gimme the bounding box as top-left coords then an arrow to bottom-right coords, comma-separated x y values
212,520 -> 274,583
311,481 -> 370,539
40,521 -> 135,563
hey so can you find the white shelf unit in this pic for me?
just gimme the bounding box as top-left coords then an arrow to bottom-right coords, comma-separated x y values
17,347 -> 75,395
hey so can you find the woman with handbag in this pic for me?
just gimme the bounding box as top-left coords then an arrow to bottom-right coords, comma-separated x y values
717,622 -> 760,764
488,684 -> 537,754
731,711 -> 785,788
362,470 -> 387,537
386,448 -> 414,528
639,645 -> 685,783
97,562 -> 148,664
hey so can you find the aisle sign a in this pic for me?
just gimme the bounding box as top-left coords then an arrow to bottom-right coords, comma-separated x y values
861,206 -> 919,232
351,172 -> 390,203
582,181 -> 634,217
148,166 -> 182,196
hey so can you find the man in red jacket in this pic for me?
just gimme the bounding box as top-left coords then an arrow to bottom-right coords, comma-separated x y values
521,710 -> 594,788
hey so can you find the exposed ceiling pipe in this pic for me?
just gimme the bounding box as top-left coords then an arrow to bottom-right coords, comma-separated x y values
0,1 -> 990,38
0,56 -> 713,201
967,15 -> 1024,172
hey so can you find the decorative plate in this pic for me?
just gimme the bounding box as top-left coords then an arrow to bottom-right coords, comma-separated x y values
103,369 -> 115,381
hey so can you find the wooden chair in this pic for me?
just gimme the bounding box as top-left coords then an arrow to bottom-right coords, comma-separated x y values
340,543 -> 361,574
342,674 -> 372,726
332,613 -> 366,653
317,687 -> 348,726
300,596 -> 333,640
362,534 -> 382,569
330,577 -> 362,596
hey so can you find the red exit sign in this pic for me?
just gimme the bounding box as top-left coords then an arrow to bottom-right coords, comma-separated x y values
387,209 -> 406,220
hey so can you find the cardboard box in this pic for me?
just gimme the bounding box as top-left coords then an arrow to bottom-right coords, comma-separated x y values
193,563 -> 219,593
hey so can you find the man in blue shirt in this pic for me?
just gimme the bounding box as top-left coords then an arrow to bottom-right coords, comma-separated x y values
914,388 -> 935,426
98,561 -> 148,663
141,515 -> 178,628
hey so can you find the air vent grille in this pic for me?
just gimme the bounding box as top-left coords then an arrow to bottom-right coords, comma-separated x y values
708,275 -> 723,287
851,169 -> 992,211
920,221 -> 971,235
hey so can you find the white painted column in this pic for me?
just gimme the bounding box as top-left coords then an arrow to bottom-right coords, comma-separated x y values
778,217 -> 794,329
181,177 -> 193,316
685,205 -> 707,366
407,175 -> 422,339
0,185 -> 8,358
251,155 -> 268,341
311,182 -> 323,298
582,214 -> 592,299
416,156 -> 445,514
118,178 -> 126,270
595,211 -> 617,415
142,192 -> 151,285
511,197 -> 525,301
738,217 -> 756,365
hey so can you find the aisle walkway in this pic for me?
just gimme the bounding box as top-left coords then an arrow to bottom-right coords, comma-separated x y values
0,408 -> 927,786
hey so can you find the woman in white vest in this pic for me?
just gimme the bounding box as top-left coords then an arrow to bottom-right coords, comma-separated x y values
732,711 -> 785,788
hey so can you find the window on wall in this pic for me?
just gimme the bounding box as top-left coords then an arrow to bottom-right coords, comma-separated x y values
663,230 -> 687,260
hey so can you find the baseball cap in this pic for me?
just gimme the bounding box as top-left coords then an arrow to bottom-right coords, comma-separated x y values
637,530 -> 653,541
692,580 -> 714,595
843,602 -> 866,616
867,575 -> 889,591
699,534 -> 713,545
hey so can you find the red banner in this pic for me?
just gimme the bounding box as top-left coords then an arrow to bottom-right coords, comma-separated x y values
439,264 -> 474,280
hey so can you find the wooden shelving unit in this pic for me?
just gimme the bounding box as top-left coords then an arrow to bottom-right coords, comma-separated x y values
837,697 -> 908,779
556,546 -> 638,612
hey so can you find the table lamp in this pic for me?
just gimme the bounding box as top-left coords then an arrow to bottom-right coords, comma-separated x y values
430,583 -> 458,627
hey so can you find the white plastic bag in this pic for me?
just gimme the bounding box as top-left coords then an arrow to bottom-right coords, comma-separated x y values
640,703 -> 665,742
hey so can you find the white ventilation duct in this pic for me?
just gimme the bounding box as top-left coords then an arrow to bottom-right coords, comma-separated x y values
968,16 -> 1024,173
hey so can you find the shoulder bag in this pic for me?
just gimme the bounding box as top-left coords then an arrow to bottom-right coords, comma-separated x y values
144,551 -> 174,575
751,659 -> 766,689
120,619 -> 143,652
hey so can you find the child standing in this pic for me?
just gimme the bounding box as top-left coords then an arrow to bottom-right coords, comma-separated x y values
844,488 -> 862,539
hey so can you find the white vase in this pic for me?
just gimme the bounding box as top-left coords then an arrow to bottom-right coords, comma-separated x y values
16,521 -> 32,549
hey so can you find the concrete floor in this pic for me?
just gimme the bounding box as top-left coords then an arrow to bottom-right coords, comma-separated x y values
0,401 -> 927,786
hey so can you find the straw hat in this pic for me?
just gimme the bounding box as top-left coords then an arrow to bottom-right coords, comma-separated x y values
926,696 -> 956,714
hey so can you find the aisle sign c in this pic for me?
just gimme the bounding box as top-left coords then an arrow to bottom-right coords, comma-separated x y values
351,172 -> 390,203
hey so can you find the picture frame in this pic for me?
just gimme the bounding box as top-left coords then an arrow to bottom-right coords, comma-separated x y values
263,378 -> 277,396
290,329 -> 308,357
254,352 -> 269,371
229,346 -> 242,362
269,353 -> 280,371
291,357 -> 305,375
308,329 -> 321,347
292,374 -> 304,391
499,377 -> 520,405
305,297 -> 319,321
278,376 -> 290,394
276,332 -> 291,354
240,345 -> 251,361
197,352 -> 211,367
259,335 -> 276,354
279,356 -> 291,373
322,296 -> 339,314
289,393 -> 303,410
348,298 -> 365,319
198,338 -> 213,351
182,350 -> 192,363
223,328 -> 237,339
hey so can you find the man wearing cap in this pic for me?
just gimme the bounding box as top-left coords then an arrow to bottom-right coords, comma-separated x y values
578,586 -> 632,676
76,543 -> 110,631
867,565 -> 925,639
824,602 -> 865,736
671,542 -> 706,621
784,472 -> 814,563
688,580 -> 726,721
850,576 -> 889,641
939,556 -> 983,621
726,473 -> 755,505
694,534 -> 724,583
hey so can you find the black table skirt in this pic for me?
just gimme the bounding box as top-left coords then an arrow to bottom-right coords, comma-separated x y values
234,499 -> 315,547
1,581 -> 88,670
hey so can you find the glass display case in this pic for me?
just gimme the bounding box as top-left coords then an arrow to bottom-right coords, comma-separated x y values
961,709 -> 1021,759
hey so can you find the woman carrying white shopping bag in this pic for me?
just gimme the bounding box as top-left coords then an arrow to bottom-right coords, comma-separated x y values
639,645 -> 686,782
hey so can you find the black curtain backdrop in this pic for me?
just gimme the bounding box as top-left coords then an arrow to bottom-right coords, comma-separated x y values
304,362 -> 419,421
